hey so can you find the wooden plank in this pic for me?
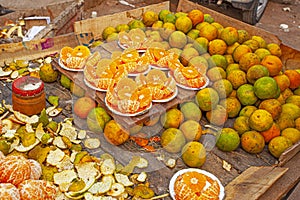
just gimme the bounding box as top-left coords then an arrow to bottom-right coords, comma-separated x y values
73,1 -> 170,40
287,182 -> 300,200
225,166 -> 288,200
278,141 -> 300,166
258,152 -> 300,200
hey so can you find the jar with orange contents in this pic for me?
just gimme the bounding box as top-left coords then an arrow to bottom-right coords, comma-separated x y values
12,76 -> 46,116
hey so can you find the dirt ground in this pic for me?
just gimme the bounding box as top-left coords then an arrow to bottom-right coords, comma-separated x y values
1,0 -> 299,50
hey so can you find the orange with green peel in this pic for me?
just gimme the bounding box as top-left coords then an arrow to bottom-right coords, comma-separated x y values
206,104 -> 228,126
212,79 -> 233,99
103,120 -> 129,145
211,22 -> 224,37
142,11 -> 158,27
158,9 -> 171,21
233,116 -> 250,135
163,13 -> 176,24
286,95 -> 300,107
208,39 -> 227,55
73,97 -> 96,119
206,67 -> 226,82
209,54 -> 228,69
295,117 -> 300,131
226,69 -> 247,89
152,20 -> 163,30
161,128 -> 186,153
160,108 -> 184,129
220,97 -> 241,118
159,22 -> 176,40
187,29 -> 200,42
254,77 -> 279,100
252,36 -> 267,48
232,44 -> 252,62
195,88 -> 220,112
102,26 -> 117,40
175,16 -> 193,33
243,39 -> 259,52
268,136 -> 293,158
249,109 -> 274,132
168,31 -> 187,49
239,105 -> 257,117
180,47 -> 199,66
193,37 -> 209,54
260,122 -> 281,143
199,24 -> 218,41
281,103 -> 300,120
116,24 -> 130,32
261,55 -> 283,77
203,14 -> 214,23
226,63 -> 240,76
246,64 -> 269,84
239,52 -> 261,72
267,43 -> 282,57
237,29 -> 250,44
87,107 -> 111,133
225,54 -> 234,65
179,120 -> 202,141
180,101 -> 202,122
259,99 -> 282,120
241,130 -> 265,154
254,48 -> 271,60
216,128 -> 240,152
226,42 -> 240,55
219,26 -> 239,46
188,56 -> 209,74
237,84 -> 258,106
181,141 -> 206,167
276,113 -> 295,131
281,128 -> 300,144
128,19 -> 145,30
281,88 -> 294,102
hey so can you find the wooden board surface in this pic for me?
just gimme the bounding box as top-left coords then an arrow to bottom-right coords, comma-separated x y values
73,1 -> 170,40
225,166 -> 288,200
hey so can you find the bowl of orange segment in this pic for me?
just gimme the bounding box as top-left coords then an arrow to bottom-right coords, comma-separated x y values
169,168 -> 225,200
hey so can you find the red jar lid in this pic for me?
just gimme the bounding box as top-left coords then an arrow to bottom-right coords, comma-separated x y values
12,76 -> 44,96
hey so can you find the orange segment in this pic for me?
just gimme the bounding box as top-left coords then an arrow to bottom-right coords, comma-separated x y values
181,66 -> 199,79
18,180 -> 57,200
121,48 -> 139,63
0,183 -> 20,200
137,88 -> 152,108
146,69 -> 167,85
60,46 -> 73,63
181,171 -> 207,194
71,45 -> 91,58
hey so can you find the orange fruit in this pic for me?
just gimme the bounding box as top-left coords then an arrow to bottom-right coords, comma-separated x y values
268,136 -> 293,158
212,79 -> 233,99
286,95 -> 300,107
179,120 -> 202,141
181,141 -> 206,167
243,39 -> 260,52
254,48 -> 271,60
281,128 -> 300,144
227,69 -> 247,89
103,120 -> 130,145
209,54 -> 228,69
181,66 -> 199,79
188,55 -> 209,74
226,42 -> 240,55
177,171 -> 207,194
241,130 -> 265,154
226,63 -> 240,76
195,88 -> 220,112
267,43 -> 282,57
260,122 -> 281,143
0,183 -> 20,200
220,97 -> 241,118
246,64 -> 270,84
206,104 -> 228,126
206,67 -> 226,82
18,180 -> 57,200
273,74 -> 290,92
0,155 -> 31,186
233,116 -> 250,135
254,77 -> 279,100
120,48 -> 139,63
296,117 -> 300,131
193,37 -> 209,54
249,109 -> 274,132
258,99 -> 282,120
160,108 -> 184,129
216,128 -> 240,152
87,107 -> 111,133
180,101 -> 202,122
188,10 -> 204,26
168,31 -> 187,49
73,96 -> 96,119
237,29 -> 250,44
180,48 -> 199,66
281,103 -> 300,120
239,52 -> 260,72
276,113 -> 295,131
261,55 -> 283,76
239,105 -> 257,117
219,26 -> 239,46
71,45 -> 91,58
199,24 -> 218,41
208,39 -> 227,55
60,46 -> 73,63
232,44 -> 252,62
252,36 -> 267,48
28,159 -> 42,180
161,128 -> 186,153
137,88 -> 152,108
237,84 -> 258,106
142,11 -> 158,26
175,16 -> 193,33
284,69 -> 300,89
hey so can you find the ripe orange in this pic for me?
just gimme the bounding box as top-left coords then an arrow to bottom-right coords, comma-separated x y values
273,74 -> 290,92
216,128 -> 240,152
187,10 -> 204,26
103,120 -> 130,145
219,26 -> 239,46
161,128 -> 186,153
73,96 -> 96,119
260,55 -> 283,76
258,99 -> 282,120
268,136 -> 293,158
260,122 -> 281,143
284,69 -> 300,89
181,141 -> 206,167
241,130 -> 265,154
249,109 -> 273,132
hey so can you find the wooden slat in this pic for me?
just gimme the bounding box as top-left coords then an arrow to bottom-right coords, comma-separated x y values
278,141 -> 300,166
287,182 -> 300,200
225,166 -> 288,200
258,152 -> 300,200
73,1 -> 170,40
